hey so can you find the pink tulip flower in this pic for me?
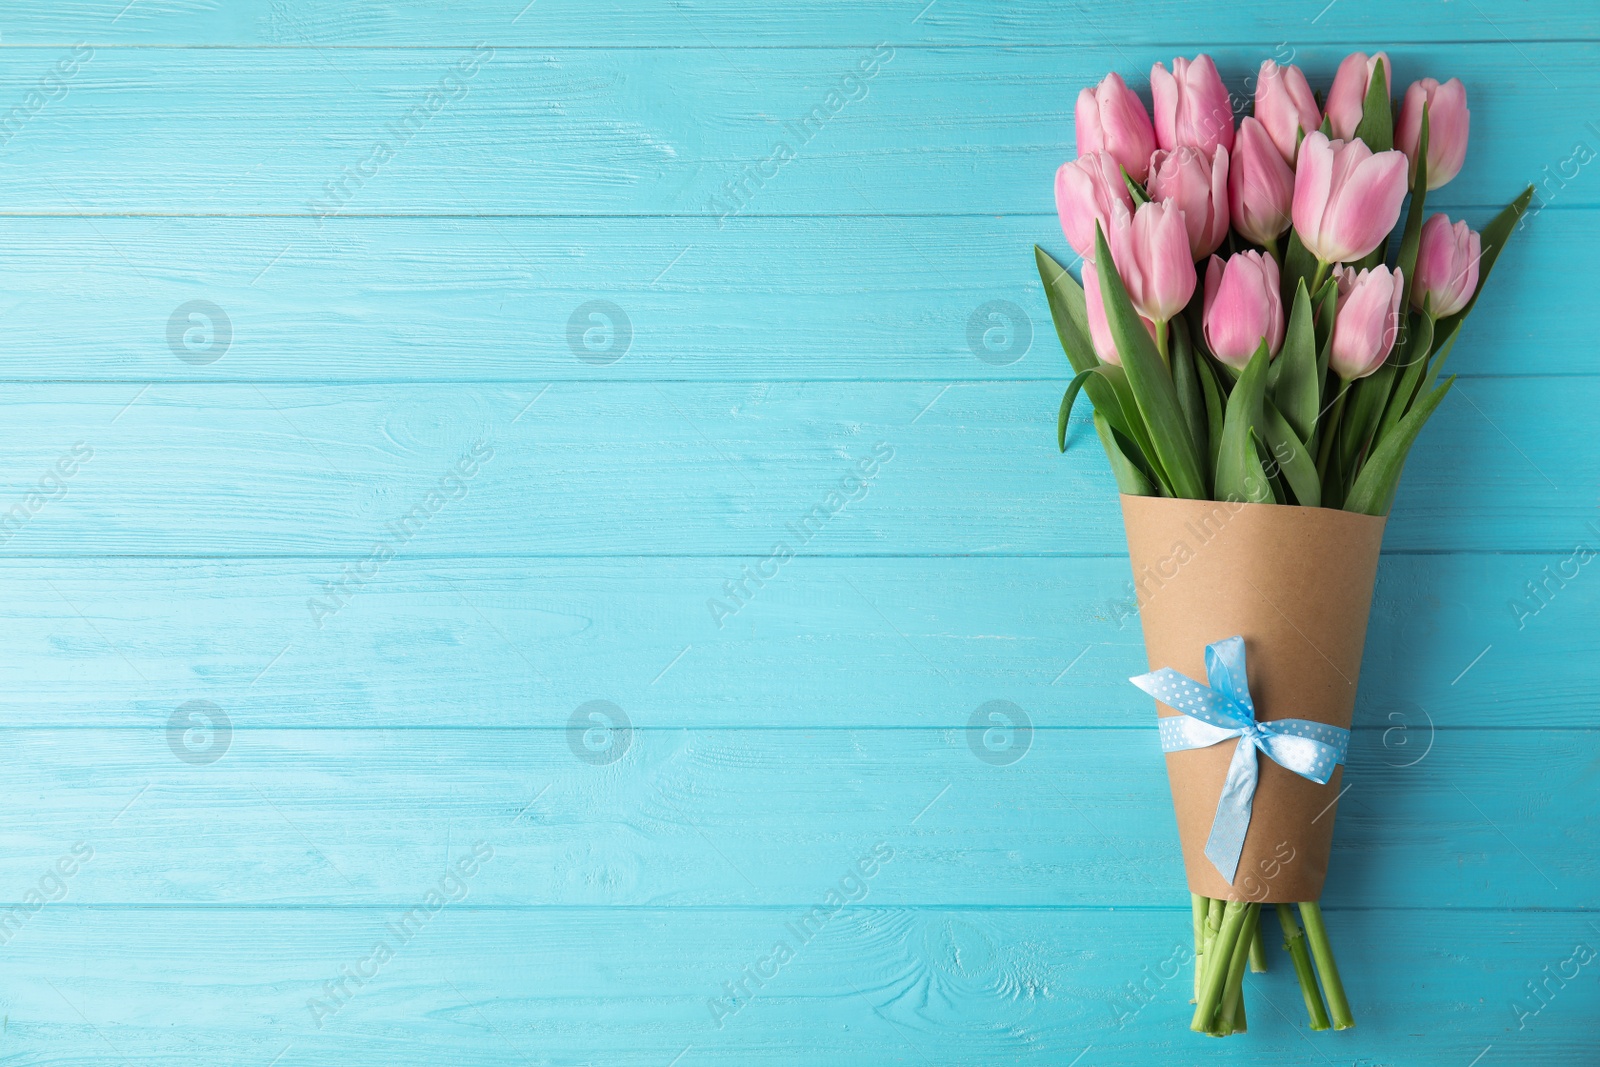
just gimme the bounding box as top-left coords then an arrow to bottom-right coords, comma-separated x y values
1330,263 -> 1404,379
1148,145 -> 1230,259
1203,252 -> 1285,369
1292,132 -> 1409,264
1396,77 -> 1470,190
1105,200 -> 1197,324
1082,259 -> 1158,365
1253,60 -> 1321,164
1411,213 -> 1481,317
1076,72 -> 1159,183
1228,117 -> 1295,247
1055,152 -> 1134,260
1325,51 -> 1392,140
1150,55 -> 1235,157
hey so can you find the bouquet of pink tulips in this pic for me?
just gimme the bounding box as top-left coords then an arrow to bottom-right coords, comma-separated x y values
1037,52 -> 1530,1037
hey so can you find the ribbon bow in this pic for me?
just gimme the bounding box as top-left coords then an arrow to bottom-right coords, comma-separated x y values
1130,635 -> 1349,884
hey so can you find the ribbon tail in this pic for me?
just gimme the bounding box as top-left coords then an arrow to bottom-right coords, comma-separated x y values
1203,735 -> 1260,884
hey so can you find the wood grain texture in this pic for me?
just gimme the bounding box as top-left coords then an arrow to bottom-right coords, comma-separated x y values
0,555 -> 1590,728
0,379 -> 1588,555
0,726 -> 1590,908
0,211 -> 1580,380
0,45 -> 1586,214
0,3 -> 1593,1062
2,0 -> 1593,46
0,907 -> 1592,1065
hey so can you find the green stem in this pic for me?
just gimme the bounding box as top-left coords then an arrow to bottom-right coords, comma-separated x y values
1262,234 -> 1280,264
1248,912 -> 1268,973
1191,894 -> 1208,1003
1192,900 -> 1248,1033
1276,903 -> 1330,1031
1154,319 -> 1170,367
1202,898 -> 1224,998
1217,903 -> 1259,1035
1315,383 -> 1350,480
1310,259 -> 1331,295
1299,901 -> 1354,1030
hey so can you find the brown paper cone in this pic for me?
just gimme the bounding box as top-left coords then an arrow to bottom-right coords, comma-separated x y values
1121,495 -> 1385,902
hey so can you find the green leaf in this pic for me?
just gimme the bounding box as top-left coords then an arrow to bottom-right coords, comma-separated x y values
1307,280 -> 1339,460
1430,185 -> 1535,354
1414,325 -> 1459,416
1095,412 -> 1154,495
1195,346 -> 1226,475
1034,245 -> 1097,375
1353,56 -> 1392,153
1281,229 -> 1320,308
1321,427 -> 1348,510
1261,397 -> 1321,507
1036,245 -> 1151,464
1340,357 -> 1398,476
1344,376 -> 1455,516
1353,243 -> 1387,272
1122,166 -> 1150,207
1058,371 -> 1089,452
1395,107 -> 1430,311
1253,428 -> 1288,504
1058,365 -> 1133,452
1092,224 -> 1208,499
1313,279 -> 1338,382
1268,280 -> 1319,444
1375,305 -> 1435,445
1055,358 -> 1169,497
1170,317 -> 1208,484
1214,341 -> 1273,504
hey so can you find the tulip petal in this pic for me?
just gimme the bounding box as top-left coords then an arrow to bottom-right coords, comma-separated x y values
1329,150 -> 1409,261
1291,132 -> 1335,258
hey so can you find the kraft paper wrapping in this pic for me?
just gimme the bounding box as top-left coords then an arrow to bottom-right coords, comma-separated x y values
1121,495 -> 1386,902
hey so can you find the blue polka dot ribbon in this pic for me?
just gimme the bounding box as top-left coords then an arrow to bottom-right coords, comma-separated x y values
1130,635 -> 1350,885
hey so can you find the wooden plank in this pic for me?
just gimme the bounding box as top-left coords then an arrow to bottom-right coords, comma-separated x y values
0,378 -> 1589,555
1,555 -> 1592,729
2,726 -> 1590,909
0,44 -> 1587,214
0,1 -> 1589,46
0,906 -> 1590,1064
0,211 -> 1577,380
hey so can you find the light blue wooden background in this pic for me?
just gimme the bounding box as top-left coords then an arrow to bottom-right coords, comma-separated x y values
0,2 -> 1594,1063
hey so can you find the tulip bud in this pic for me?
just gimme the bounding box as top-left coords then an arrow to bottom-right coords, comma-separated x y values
1292,131 -> 1409,264
1150,54 -> 1235,157
1330,263 -> 1404,380
1203,252 -> 1285,369
1076,72 -> 1159,184
1082,259 -> 1158,365
1253,60 -> 1320,164
1411,213 -> 1481,317
1228,117 -> 1295,247
1105,200 -> 1197,324
1148,145 -> 1230,259
1055,152 -> 1135,260
1396,78 -> 1470,190
1325,51 -> 1392,140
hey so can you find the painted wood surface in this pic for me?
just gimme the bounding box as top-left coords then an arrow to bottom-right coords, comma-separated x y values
0,726 -> 1592,908
0,45 -> 1587,214
0,2 -> 1595,1064
0,213 -> 1582,380
2,0 -> 1594,46
0,555 -> 1589,728
2,907 -> 1592,1065
0,380 -> 1587,554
